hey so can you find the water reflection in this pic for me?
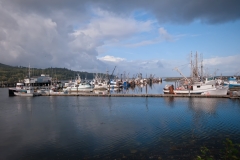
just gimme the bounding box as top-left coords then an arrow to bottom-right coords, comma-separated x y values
163,97 -> 175,108
26,97 -> 32,112
91,81 -> 164,95
188,98 -> 224,114
145,97 -> 149,111
0,88 -> 240,160
15,97 -> 33,113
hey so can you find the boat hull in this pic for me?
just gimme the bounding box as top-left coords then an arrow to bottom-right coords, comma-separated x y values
229,83 -> 240,88
67,88 -> 93,92
201,86 -> 228,95
163,88 -> 216,94
14,92 -> 35,97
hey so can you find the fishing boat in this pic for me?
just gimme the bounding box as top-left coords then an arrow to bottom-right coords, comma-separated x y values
9,64 -> 41,96
64,83 -> 93,92
48,89 -> 68,95
14,86 -> 39,97
163,52 -> 226,95
201,85 -> 229,95
163,82 -> 217,94
224,77 -> 240,88
109,80 -> 123,88
94,81 -> 108,90
63,74 -> 93,92
8,83 -> 27,96
93,73 -> 108,90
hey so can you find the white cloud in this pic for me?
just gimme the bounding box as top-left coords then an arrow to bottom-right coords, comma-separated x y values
203,55 -> 240,76
0,1 -> 239,77
98,55 -> 125,62
0,5 -> 154,72
158,27 -> 173,41
73,8 -> 152,41
125,39 -> 160,47
0,9 -> 62,65
204,55 -> 239,66
125,27 -> 177,47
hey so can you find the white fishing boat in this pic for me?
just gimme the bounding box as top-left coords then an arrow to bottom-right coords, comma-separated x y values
9,64 -> 40,97
48,89 -> 68,95
9,83 -> 27,96
163,52 -> 225,95
14,86 -> 39,97
63,74 -> 93,92
201,85 -> 228,95
64,83 -> 93,92
37,88 -> 50,95
163,82 -> 217,94
109,80 -> 123,88
94,82 -> 108,90
92,73 -> 109,90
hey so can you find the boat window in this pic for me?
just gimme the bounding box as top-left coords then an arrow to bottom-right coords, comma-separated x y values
197,86 -> 200,88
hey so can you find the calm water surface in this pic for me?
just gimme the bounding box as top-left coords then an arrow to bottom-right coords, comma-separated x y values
0,85 -> 240,159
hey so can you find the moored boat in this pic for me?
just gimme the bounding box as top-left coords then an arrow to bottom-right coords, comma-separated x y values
163,82 -> 217,94
163,52 -> 227,95
13,86 -> 39,97
9,83 -> 27,96
224,77 -> 240,88
94,82 -> 108,90
64,83 -> 93,92
201,85 -> 228,95
63,74 -> 93,92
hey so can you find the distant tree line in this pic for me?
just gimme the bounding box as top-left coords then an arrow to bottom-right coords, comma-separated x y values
0,63 -> 106,83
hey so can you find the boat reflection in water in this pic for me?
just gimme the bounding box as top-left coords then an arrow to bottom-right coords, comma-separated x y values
93,89 -> 108,95
1,83 -> 240,160
163,96 -> 226,114
187,98 -> 224,114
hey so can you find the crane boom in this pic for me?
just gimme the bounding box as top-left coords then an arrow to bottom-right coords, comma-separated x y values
174,67 -> 190,83
111,66 -> 116,77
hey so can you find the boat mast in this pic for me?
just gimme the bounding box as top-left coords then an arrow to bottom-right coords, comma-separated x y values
28,63 -> 31,87
201,53 -> 203,81
29,64 -> 31,79
190,52 -> 193,80
195,52 -> 198,79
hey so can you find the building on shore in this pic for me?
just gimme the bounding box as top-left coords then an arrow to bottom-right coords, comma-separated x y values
24,74 -> 52,86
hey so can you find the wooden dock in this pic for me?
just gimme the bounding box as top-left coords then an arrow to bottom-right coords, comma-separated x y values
40,93 -> 240,99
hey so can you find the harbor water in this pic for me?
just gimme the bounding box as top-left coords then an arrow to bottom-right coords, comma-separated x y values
0,83 -> 240,159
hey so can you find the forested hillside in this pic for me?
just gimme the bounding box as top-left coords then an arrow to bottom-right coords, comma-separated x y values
0,63 -> 104,83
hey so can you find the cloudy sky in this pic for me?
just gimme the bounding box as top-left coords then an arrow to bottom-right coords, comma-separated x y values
0,0 -> 240,77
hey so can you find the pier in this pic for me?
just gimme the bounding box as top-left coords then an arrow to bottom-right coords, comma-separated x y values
40,93 -> 240,99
